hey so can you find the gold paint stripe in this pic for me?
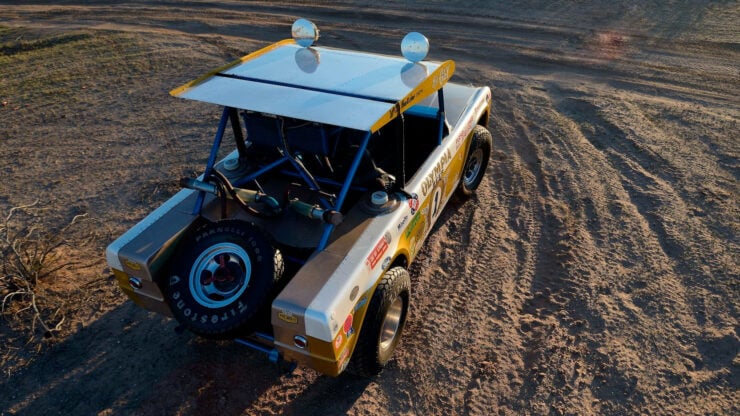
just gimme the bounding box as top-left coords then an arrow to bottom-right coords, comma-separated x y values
370,59 -> 455,132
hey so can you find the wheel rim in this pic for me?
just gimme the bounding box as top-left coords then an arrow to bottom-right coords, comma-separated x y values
189,242 -> 251,308
463,147 -> 483,186
379,296 -> 404,355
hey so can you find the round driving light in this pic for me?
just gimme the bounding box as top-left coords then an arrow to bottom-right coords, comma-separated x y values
128,276 -> 143,290
292,18 -> 319,47
294,335 -> 308,349
401,32 -> 429,62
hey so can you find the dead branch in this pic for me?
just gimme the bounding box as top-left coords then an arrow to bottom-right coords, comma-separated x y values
0,201 -> 91,342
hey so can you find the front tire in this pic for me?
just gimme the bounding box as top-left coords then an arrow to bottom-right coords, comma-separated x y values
349,267 -> 411,377
166,220 -> 283,338
457,125 -> 492,197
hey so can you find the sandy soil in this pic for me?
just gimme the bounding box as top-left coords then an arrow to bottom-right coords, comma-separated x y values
0,1 -> 738,415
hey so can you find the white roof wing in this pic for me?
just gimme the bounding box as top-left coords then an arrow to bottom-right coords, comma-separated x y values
177,75 -> 392,131
171,40 -> 454,132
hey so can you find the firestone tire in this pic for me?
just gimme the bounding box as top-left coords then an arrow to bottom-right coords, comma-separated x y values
457,125 -> 492,198
348,267 -> 411,377
166,220 -> 283,338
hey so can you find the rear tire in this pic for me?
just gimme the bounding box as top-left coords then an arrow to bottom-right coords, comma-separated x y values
166,220 -> 283,338
457,125 -> 492,197
348,267 -> 411,377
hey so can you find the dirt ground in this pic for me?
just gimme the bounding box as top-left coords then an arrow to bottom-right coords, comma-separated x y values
0,1 -> 738,415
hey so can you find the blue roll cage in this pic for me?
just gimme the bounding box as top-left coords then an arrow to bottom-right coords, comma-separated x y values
193,87 -> 445,253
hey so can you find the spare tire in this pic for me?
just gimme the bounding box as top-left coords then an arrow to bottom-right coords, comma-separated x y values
166,220 -> 283,338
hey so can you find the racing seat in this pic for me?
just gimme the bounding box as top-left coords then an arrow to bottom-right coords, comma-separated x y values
242,112 -> 324,192
284,120 -> 335,175
242,112 -> 284,154
333,130 -> 396,192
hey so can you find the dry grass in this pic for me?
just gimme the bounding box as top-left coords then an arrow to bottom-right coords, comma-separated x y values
0,202 -> 100,347
0,22 -> 211,375
0,198 -> 114,376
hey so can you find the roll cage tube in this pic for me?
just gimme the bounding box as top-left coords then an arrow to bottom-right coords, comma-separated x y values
229,107 -> 249,159
437,88 -> 446,145
193,106 -> 231,215
192,107 -> 373,253
317,130 -> 372,250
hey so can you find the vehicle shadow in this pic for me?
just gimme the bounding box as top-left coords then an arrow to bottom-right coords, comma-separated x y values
0,302 -> 371,416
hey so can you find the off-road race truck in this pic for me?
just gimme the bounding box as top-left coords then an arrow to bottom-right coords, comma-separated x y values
106,19 -> 492,376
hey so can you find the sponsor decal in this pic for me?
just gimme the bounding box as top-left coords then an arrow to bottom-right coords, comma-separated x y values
349,285 -> 359,301
123,258 -> 141,271
421,148 -> 452,197
427,180 -> 446,235
331,311 -> 339,333
455,130 -> 466,148
278,310 -> 298,324
430,179 -> 445,220
389,90 -> 420,119
334,333 -> 344,351
420,207 -> 429,231
366,232 -> 392,270
343,314 -> 354,337
337,347 -> 350,370
457,115 -> 477,149
404,211 -> 422,239
412,207 -> 429,257
381,256 -> 392,270
396,215 -> 409,232
408,193 -> 420,214
353,296 -> 368,313
432,62 -> 452,90
455,118 -> 476,149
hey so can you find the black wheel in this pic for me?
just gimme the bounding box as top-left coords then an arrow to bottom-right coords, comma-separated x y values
348,267 -> 411,377
457,125 -> 492,197
166,220 -> 283,338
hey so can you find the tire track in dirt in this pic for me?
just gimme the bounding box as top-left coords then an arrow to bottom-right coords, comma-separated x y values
495,86 -> 608,413
2,2 -> 738,415
462,88 -> 552,414
555,89 -> 737,287
460,75 -> 736,414
401,179 -> 524,414
544,85 -> 739,413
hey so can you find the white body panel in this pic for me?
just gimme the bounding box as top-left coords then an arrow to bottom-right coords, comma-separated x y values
105,188 -> 195,271
296,86 -> 491,342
